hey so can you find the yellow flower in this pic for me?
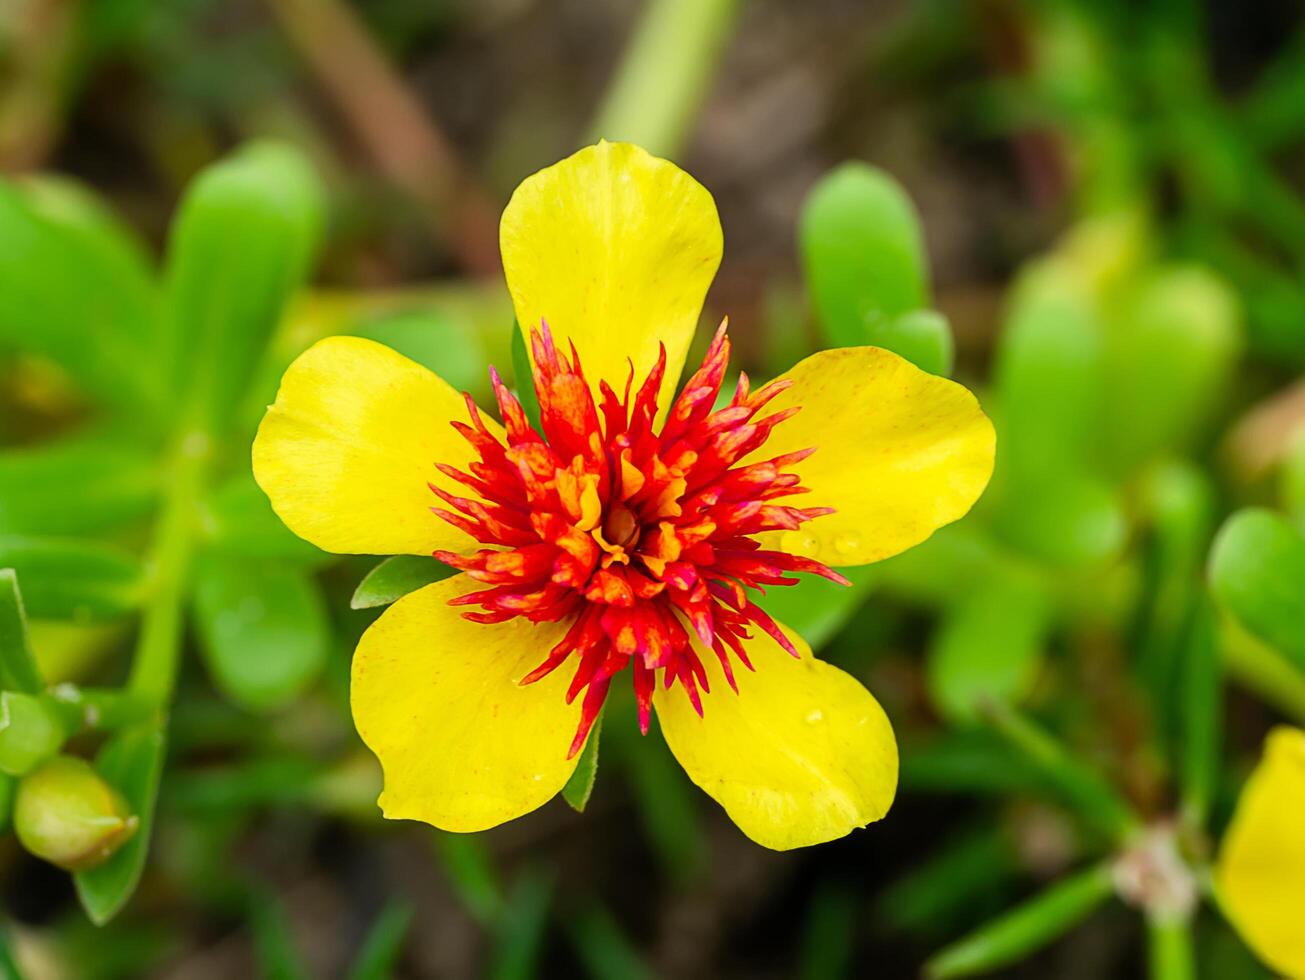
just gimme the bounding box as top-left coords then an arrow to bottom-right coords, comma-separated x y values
1216,726 -> 1305,977
252,141 -> 995,849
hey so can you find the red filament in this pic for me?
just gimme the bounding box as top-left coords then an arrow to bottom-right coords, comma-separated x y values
433,324 -> 847,756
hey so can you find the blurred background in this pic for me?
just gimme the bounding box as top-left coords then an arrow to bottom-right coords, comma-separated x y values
2,0 -> 1304,977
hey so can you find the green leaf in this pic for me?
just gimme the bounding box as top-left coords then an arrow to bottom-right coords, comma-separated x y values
0,774 -> 11,835
798,884 -> 856,980
984,704 -> 1138,843
0,537 -> 142,621
488,867 -> 554,980
1284,435 -> 1305,528
432,832 -> 502,925
755,568 -> 876,651
192,556 -> 329,712
1209,508 -> 1305,667
927,575 -> 1049,723
346,901 -> 414,980
993,263 -> 1104,480
800,163 -> 930,351
0,920 -> 21,979
1135,461 -> 1216,752
0,692 -> 64,776
164,141 -> 324,433
74,724 -> 166,925
1178,599 -> 1220,825
564,902 -> 653,980
200,473 -> 326,565
994,474 -> 1126,570
248,888 -> 309,980
0,569 -> 43,693
613,715 -> 703,883
561,710 -> 602,812
511,322 -> 543,432
875,308 -> 954,377
1101,265 -> 1240,475
878,825 -> 1016,936
355,308 -> 488,397
0,439 -> 158,536
350,555 -> 456,610
0,177 -> 162,416
924,863 -> 1115,979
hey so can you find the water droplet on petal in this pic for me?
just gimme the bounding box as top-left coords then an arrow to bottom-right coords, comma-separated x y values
805,709 -> 824,724
780,530 -> 821,557
833,532 -> 861,556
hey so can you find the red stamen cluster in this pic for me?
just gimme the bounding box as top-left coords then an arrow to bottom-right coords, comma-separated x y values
432,324 -> 847,756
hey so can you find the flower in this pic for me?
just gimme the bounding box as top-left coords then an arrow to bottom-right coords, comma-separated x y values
1215,726 -> 1305,977
253,141 -> 995,849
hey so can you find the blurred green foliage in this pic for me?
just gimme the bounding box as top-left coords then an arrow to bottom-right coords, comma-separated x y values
0,0 -> 1303,977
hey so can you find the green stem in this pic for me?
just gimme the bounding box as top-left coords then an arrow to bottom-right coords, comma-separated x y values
128,431 -> 210,706
587,0 -> 740,157
924,863 -> 1116,980
1220,617 -> 1305,725
1147,915 -> 1195,980
42,686 -> 158,736
983,702 -> 1141,845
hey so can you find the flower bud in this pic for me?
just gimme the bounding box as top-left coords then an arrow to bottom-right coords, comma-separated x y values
0,692 -> 65,776
14,756 -> 138,871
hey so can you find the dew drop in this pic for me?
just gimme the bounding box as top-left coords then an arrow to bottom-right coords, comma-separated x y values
833,532 -> 862,556
805,709 -> 824,724
780,530 -> 820,556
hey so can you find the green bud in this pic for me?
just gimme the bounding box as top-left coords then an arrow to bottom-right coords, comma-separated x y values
14,756 -> 138,870
0,690 -> 65,775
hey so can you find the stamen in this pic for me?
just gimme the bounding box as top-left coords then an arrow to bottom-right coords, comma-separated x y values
431,322 -> 844,751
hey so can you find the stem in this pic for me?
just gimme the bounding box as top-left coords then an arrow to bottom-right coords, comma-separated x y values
1220,616 -> 1305,725
983,701 -> 1141,845
587,0 -> 740,157
924,862 -> 1116,980
43,686 -> 157,736
1147,915 -> 1195,980
127,431 -> 210,706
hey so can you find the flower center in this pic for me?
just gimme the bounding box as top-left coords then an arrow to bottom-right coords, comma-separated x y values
431,323 -> 846,756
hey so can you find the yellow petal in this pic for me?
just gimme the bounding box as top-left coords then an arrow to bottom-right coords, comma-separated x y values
500,141 -> 722,405
750,346 -> 995,567
253,335 -> 496,556
351,575 -> 582,832
654,623 -> 897,850
1216,726 -> 1305,978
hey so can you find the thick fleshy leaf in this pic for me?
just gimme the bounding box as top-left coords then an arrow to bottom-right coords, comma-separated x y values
0,439 -> 158,536
1215,726 -> 1305,979
165,141 -> 324,432
200,472 -> 326,564
1101,265 -> 1240,475
191,555 -> 330,711
351,575 -> 581,832
0,177 -> 161,415
500,141 -> 722,406
748,346 -> 995,567
253,336 -> 498,556
354,309 -> 488,402
654,622 -> 897,850
1209,509 -> 1305,668
561,709 -> 602,813
800,163 -> 949,373
0,568 -> 43,694
927,574 -> 1049,723
74,724 -> 166,925
350,555 -> 456,610
993,264 -> 1103,483
0,537 -> 142,621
